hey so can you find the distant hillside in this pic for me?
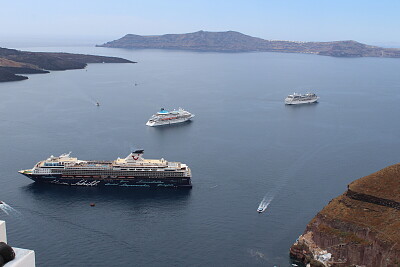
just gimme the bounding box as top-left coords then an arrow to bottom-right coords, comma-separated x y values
0,47 -> 135,82
98,30 -> 400,58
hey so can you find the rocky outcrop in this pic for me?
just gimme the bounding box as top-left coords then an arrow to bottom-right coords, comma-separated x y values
98,30 -> 400,58
0,47 -> 135,82
0,57 -> 46,81
290,164 -> 400,267
346,190 -> 400,210
0,69 -> 28,82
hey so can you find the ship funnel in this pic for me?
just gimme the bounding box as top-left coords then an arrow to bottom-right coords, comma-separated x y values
125,150 -> 144,163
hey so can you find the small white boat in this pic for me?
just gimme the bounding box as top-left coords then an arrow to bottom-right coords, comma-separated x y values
257,197 -> 272,213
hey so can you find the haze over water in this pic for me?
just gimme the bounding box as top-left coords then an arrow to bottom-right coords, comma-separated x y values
1,46 -> 400,266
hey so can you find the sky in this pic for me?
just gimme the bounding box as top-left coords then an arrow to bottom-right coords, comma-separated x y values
1,0 -> 400,47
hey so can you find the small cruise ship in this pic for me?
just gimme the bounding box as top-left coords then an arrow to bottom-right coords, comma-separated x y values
146,108 -> 194,127
285,92 -> 319,105
18,150 -> 192,188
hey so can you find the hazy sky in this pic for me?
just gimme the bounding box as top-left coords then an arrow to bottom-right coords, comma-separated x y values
1,0 -> 400,46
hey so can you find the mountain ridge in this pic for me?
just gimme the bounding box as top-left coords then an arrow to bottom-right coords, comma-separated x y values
98,30 -> 400,58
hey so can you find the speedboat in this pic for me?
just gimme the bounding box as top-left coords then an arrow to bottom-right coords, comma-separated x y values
257,207 -> 264,213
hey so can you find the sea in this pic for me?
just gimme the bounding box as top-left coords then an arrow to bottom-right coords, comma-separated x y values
1,45 -> 400,266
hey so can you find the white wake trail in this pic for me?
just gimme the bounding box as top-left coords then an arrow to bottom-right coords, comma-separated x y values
0,203 -> 21,216
257,194 -> 274,213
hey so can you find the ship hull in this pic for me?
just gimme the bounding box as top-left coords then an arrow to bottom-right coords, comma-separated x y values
285,98 -> 319,105
21,173 -> 192,188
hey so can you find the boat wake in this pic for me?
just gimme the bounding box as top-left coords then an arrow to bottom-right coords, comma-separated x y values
257,143 -> 333,214
77,89 -> 101,107
257,195 -> 274,213
0,202 -> 21,216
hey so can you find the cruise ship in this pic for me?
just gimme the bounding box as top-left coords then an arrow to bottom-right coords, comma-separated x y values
146,108 -> 194,127
18,150 -> 192,188
285,92 -> 319,105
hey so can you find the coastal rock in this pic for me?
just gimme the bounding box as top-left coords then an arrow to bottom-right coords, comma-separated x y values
0,47 -> 135,82
0,69 -> 28,82
98,30 -> 400,58
290,163 -> 400,267
0,57 -> 47,81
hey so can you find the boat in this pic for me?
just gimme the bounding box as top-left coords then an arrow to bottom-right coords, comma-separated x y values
96,102 -> 100,106
285,92 -> 319,105
0,201 -> 3,205
146,108 -> 194,127
18,150 -> 192,188
257,207 -> 264,213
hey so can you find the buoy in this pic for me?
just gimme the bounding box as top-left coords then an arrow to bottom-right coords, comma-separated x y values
90,203 -> 95,207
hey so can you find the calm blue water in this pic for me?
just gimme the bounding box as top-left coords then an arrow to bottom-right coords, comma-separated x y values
1,47 -> 400,266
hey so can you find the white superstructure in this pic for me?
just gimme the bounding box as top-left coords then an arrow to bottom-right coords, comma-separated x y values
285,92 -> 319,105
146,108 -> 194,127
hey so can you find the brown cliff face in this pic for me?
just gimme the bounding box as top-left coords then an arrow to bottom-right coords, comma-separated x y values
290,163 -> 400,267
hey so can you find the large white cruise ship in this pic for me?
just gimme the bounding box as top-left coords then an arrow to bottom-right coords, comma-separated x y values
285,92 -> 319,105
146,108 -> 194,127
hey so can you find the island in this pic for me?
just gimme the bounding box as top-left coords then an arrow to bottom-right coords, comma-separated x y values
289,164 -> 400,266
97,30 -> 400,58
0,47 -> 135,82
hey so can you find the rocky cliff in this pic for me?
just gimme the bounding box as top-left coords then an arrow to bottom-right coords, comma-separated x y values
98,31 -> 400,58
0,47 -> 135,82
290,164 -> 400,267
